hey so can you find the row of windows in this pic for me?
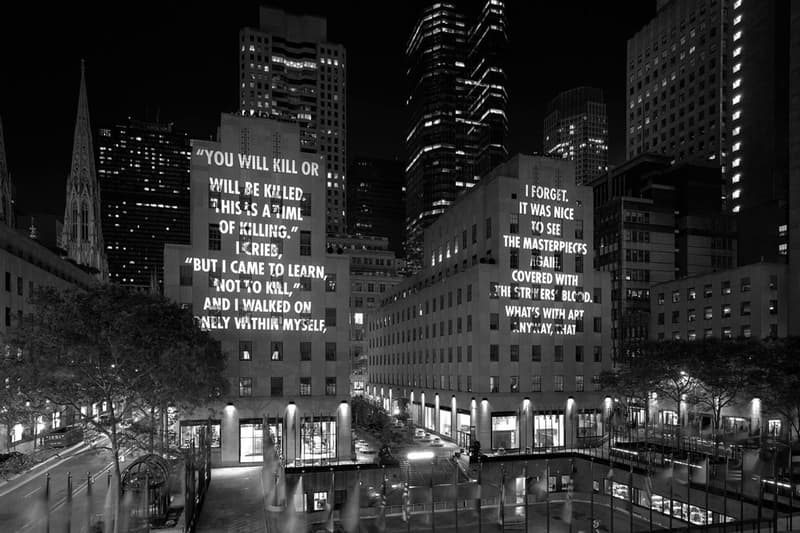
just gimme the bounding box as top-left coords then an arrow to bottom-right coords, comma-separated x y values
371,344 -> 603,365
373,283 -> 603,329
657,300 -> 778,324
657,275 -> 777,304
658,324 -> 779,342
371,373 -> 601,394
238,341 -> 339,361
238,376 -> 337,397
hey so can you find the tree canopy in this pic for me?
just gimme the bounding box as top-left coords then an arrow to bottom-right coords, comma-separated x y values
1,284 -> 228,480
600,337 -> 795,440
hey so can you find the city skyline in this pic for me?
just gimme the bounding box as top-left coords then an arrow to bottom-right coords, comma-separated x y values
0,1 -> 655,217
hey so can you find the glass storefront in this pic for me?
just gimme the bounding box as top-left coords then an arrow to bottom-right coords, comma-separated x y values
607,480 -> 731,525
439,407 -> 452,437
180,420 -> 221,448
577,411 -> 600,437
660,410 -> 678,426
424,405 -> 435,431
491,414 -> 517,450
457,412 -> 471,448
240,419 -> 263,463
300,418 -> 337,461
533,413 -> 564,448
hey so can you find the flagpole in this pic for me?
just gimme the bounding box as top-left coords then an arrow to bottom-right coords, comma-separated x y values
523,461 -> 529,533
609,460 -> 614,533
590,457 -> 595,529
723,453 -> 728,533
628,464 -> 633,533
546,459 -> 550,533
453,454 -> 458,532
668,454 -> 673,531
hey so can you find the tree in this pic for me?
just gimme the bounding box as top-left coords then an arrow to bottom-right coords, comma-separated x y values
750,337 -> 800,442
598,341 -> 662,441
645,341 -> 698,446
686,338 -> 759,439
2,284 -> 227,533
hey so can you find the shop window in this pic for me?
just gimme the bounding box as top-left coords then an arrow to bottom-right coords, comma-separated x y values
239,377 -> 253,397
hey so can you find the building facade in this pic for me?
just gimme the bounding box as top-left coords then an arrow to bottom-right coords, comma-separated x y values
326,235 -> 405,396
649,262 -> 787,342
346,157 -> 405,257
367,155 -> 612,451
543,87 -> 608,186
61,62 -> 108,280
239,7 -> 347,235
97,118 -> 191,292
591,154 -> 736,360
627,0 -> 792,265
163,114 -> 351,466
404,0 -> 508,272
0,224 -> 97,451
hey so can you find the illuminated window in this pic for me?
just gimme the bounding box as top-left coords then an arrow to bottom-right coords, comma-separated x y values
733,31 -> 742,42
490,376 -> 499,393
734,14 -> 742,25
299,377 -> 312,396
271,341 -> 283,361
732,94 -> 742,105
239,377 -> 253,397
325,377 -> 337,396
325,274 -> 336,292
732,189 -> 742,199
553,375 -> 565,392
239,341 -> 252,361
531,375 -> 542,392
733,63 -> 742,74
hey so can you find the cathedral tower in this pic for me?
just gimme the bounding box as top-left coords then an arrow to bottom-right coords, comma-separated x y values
0,116 -> 14,227
61,61 -> 108,280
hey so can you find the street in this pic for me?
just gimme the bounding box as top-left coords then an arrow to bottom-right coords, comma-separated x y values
0,441 -> 136,533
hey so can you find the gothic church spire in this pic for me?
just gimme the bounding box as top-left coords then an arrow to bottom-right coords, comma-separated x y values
0,116 -> 14,227
61,60 -> 108,280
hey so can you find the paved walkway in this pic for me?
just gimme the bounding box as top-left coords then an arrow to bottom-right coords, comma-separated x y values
195,466 -> 267,533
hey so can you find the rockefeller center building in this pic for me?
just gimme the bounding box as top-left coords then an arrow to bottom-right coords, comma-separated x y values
366,155 -> 612,451
164,114 -> 351,466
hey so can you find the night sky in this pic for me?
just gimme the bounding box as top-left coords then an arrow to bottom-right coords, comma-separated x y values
0,1 -> 655,217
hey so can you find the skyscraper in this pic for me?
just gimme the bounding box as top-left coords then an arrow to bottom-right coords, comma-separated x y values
61,62 -> 108,280
347,157 -> 405,257
97,118 -> 191,292
543,87 -> 608,185
239,7 -> 347,235
404,0 -> 508,272
627,0 -> 791,265
0,117 -> 14,227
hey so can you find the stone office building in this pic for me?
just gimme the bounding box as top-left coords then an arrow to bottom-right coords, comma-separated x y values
164,114 -> 351,466
366,154 -> 612,451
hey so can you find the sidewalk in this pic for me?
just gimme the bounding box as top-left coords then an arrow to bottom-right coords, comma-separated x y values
195,466 -> 267,533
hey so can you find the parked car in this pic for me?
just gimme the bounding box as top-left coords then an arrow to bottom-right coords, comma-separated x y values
44,426 -> 83,448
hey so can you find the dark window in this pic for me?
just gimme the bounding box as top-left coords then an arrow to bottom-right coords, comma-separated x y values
301,193 -> 312,216
300,341 -> 312,361
325,307 -> 337,327
325,342 -> 336,361
509,214 -> 519,233
300,231 -> 311,255
531,345 -> 541,362
575,346 -> 584,362
485,217 -> 492,238
554,345 -> 564,362
270,377 -> 283,397
179,265 -> 193,286
510,345 -> 519,361
239,341 -> 252,361
490,344 -> 499,361
593,317 -> 602,332
4,272 -> 10,291
593,346 -> 602,362
490,313 -> 499,330
16,277 -> 22,296
208,223 -> 221,250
